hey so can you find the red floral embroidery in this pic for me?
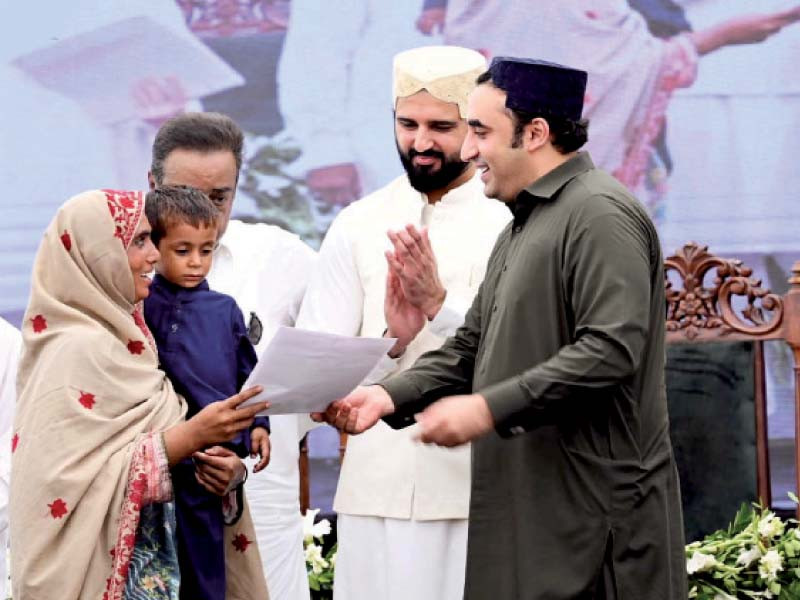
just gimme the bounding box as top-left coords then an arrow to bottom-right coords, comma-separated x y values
128,474 -> 147,509
11,433 -> 18,453
132,307 -> 157,355
107,434 -> 171,600
127,340 -> 145,355
31,314 -> 47,333
79,391 -> 96,410
61,231 -> 72,251
232,533 -> 252,553
103,190 -> 144,249
48,498 -> 68,519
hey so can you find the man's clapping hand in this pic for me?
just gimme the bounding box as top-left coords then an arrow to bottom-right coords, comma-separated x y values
386,225 -> 447,320
384,259 -> 426,357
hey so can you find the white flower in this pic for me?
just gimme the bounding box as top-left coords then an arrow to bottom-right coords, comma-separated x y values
302,508 -> 332,545
302,508 -> 320,542
758,513 -> 785,539
736,546 -> 762,567
304,542 -> 329,575
687,551 -> 717,574
314,518 -> 332,539
758,549 -> 783,582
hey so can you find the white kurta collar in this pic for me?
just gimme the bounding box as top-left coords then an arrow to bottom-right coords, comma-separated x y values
214,219 -> 247,262
416,172 -> 485,209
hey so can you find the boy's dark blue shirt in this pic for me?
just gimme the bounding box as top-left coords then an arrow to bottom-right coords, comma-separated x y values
144,273 -> 268,454
145,273 -> 268,600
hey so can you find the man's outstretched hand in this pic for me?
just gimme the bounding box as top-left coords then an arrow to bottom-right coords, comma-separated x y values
311,385 -> 395,434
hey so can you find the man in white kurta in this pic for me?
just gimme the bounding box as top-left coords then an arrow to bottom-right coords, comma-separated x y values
296,47 -> 509,600
208,218 -> 317,600
149,112 -> 318,600
0,317 -> 22,598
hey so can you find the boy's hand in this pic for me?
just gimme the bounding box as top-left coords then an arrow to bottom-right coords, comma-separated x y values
193,446 -> 246,496
250,427 -> 271,472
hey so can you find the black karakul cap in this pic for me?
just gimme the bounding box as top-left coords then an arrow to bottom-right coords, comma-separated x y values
488,57 -> 588,121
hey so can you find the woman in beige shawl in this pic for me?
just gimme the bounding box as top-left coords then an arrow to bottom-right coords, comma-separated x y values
10,189 -> 270,599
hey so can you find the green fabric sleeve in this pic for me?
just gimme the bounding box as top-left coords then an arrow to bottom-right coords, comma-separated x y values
381,271 -> 488,429
480,203 -> 653,433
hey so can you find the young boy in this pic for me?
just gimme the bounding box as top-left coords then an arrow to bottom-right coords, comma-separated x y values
143,186 -> 270,600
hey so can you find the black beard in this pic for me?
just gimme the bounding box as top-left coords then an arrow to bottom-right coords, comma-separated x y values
397,144 -> 470,194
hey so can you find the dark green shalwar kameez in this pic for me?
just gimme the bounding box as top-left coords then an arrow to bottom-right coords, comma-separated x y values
382,152 -> 686,599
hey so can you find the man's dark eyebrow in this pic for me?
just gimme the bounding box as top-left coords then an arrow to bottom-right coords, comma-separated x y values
468,119 -> 488,128
429,120 -> 458,128
171,184 -> 232,195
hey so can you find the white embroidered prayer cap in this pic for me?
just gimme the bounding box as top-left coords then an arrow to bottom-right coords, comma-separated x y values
393,46 -> 487,118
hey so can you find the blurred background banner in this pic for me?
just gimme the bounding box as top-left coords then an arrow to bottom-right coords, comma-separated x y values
2,0 -> 799,511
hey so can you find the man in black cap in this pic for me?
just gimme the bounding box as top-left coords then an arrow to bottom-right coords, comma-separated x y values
314,57 -> 686,599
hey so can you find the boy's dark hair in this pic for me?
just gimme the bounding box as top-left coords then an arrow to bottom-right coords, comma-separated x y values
476,70 -> 589,154
150,112 -> 244,184
145,186 -> 220,246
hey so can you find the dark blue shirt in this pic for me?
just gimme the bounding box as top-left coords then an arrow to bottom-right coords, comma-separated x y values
144,274 -> 268,600
144,274 -> 268,454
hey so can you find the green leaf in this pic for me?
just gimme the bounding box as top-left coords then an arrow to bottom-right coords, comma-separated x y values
780,580 -> 800,599
727,502 -> 757,537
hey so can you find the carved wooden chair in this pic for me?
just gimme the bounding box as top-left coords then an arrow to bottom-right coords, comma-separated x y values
298,242 -> 800,533
664,242 -> 800,541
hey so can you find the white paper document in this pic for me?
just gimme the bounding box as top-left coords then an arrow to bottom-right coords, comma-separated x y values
240,327 -> 396,416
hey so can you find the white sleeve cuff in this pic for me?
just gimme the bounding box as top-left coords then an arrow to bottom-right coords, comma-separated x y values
428,292 -> 470,338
